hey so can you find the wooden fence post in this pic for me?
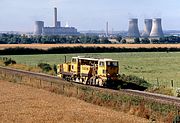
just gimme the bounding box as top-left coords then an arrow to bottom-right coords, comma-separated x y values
171,80 -> 174,88
77,87 -> 79,95
29,77 -> 31,84
157,78 -> 159,87
39,80 -> 42,88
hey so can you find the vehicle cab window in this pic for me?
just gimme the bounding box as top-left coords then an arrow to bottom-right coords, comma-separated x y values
72,65 -> 74,70
72,58 -> 77,63
107,62 -> 111,66
112,62 -> 118,67
99,61 -> 105,67
107,61 -> 118,67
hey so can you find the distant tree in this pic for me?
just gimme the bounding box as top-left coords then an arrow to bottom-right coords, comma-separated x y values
100,37 -> 111,44
116,35 -> 122,42
121,39 -> 127,44
134,38 -> 140,44
141,38 -> 150,44
151,39 -> 159,44
0,41 -> 7,44
90,36 -> 99,44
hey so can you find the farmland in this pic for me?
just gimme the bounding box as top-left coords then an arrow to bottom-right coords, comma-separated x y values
3,52 -> 180,87
1,44 -> 180,50
0,80 -> 149,123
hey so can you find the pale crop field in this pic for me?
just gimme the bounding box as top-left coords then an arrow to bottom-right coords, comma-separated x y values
0,44 -> 180,50
0,80 -> 149,123
2,52 -> 180,87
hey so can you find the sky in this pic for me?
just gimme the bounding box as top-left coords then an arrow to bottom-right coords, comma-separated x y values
0,0 -> 180,32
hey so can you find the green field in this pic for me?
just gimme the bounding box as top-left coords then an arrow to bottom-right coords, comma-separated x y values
2,52 -> 180,87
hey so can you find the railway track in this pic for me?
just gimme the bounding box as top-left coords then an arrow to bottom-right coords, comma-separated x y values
123,89 -> 180,106
0,66 -> 180,106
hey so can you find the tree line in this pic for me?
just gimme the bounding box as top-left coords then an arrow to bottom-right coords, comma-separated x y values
0,34 -> 112,44
1,34 -> 180,44
130,36 -> 180,44
0,47 -> 180,55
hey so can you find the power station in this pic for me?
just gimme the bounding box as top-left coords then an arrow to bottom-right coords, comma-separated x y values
127,18 -> 164,38
34,7 -> 80,36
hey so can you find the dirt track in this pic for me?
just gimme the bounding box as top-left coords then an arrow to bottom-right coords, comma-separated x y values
0,44 -> 180,50
0,80 -> 149,123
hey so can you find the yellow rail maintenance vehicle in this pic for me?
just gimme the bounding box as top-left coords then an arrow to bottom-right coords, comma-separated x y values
57,56 -> 119,86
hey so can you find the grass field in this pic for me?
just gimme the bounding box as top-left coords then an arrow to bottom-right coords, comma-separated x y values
2,52 -> 180,87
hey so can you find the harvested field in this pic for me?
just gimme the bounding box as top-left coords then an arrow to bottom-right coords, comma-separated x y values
0,44 -> 180,50
0,80 -> 149,123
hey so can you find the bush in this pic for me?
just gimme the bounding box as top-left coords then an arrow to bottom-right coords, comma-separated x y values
119,74 -> 151,88
3,58 -> 16,66
53,64 -> 57,74
106,74 -> 151,91
176,88 -> 180,97
148,86 -> 174,96
38,63 -> 52,72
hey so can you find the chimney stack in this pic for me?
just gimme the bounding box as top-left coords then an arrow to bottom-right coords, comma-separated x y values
54,7 -> 58,27
106,22 -> 109,37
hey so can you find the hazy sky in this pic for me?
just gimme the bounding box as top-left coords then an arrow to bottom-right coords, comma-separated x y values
0,0 -> 180,32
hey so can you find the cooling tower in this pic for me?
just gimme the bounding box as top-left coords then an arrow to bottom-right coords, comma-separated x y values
142,19 -> 152,37
54,7 -> 58,27
34,21 -> 44,35
150,18 -> 164,37
128,19 -> 140,38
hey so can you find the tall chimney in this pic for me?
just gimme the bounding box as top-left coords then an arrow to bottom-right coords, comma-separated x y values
106,21 -> 109,37
54,7 -> 58,27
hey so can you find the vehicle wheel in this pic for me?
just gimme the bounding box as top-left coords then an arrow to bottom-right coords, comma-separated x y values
89,78 -> 93,85
98,78 -> 103,86
83,77 -> 88,85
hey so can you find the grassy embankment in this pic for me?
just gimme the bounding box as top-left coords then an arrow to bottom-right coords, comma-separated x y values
3,52 -> 180,88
